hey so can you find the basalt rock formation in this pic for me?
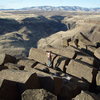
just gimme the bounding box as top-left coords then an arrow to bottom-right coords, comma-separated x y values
0,43 -> 100,100
0,11 -> 100,100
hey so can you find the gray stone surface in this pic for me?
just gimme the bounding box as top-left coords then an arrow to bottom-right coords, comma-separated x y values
22,89 -> 57,100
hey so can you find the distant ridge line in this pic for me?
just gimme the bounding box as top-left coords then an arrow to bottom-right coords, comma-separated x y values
0,6 -> 100,12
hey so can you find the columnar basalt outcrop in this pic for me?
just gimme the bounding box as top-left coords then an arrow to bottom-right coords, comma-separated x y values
0,13 -> 100,100
0,43 -> 99,100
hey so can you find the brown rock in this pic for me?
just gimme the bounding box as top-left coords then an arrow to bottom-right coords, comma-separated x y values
0,70 -> 44,100
86,45 -> 97,53
53,77 -> 63,95
96,72 -> 100,86
28,48 -> 49,65
59,81 -> 81,100
62,38 -> 72,47
94,47 -> 100,59
29,68 -> 55,92
75,54 -> 94,65
66,54 -> 94,83
30,68 -> 52,77
34,63 -> 62,76
34,63 -> 50,74
44,46 -> 76,59
34,65 -> 55,93
0,69 -> 40,89
0,79 -> 21,100
4,63 -> 24,70
22,89 -> 57,100
53,56 -> 70,72
0,53 -> 17,65
38,76 -> 54,93
28,48 -> 56,66
35,63 -> 69,78
18,59 -> 38,71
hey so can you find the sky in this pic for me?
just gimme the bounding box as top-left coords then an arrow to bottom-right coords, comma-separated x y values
0,0 -> 100,9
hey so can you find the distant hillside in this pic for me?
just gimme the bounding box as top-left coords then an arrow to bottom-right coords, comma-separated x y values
0,6 -> 100,12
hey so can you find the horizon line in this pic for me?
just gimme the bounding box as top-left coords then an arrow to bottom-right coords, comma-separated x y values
0,5 -> 100,9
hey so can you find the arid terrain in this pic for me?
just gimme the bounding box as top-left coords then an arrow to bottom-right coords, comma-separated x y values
0,10 -> 100,100
0,10 -> 100,58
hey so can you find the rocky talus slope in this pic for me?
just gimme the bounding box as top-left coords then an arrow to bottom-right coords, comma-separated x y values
0,41 -> 100,100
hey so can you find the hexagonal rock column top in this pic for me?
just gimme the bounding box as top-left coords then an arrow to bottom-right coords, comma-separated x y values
66,54 -> 95,83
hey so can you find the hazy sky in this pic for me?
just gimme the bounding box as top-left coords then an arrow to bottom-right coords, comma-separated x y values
0,0 -> 100,9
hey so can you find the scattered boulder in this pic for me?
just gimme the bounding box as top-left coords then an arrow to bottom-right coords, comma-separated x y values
22,89 -> 57,100
0,53 -> 17,65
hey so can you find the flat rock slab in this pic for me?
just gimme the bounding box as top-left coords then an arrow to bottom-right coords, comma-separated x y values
66,55 -> 94,83
29,68 -> 53,78
75,54 -> 94,66
96,72 -> 100,86
0,70 -> 40,100
44,46 -> 76,59
18,59 -> 38,71
28,48 -> 56,65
